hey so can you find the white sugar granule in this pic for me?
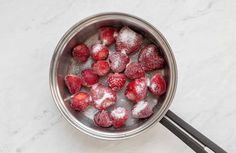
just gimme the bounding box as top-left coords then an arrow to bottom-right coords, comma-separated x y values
121,50 -> 127,55
136,85 -> 142,93
150,82 -> 157,91
135,81 -> 145,93
83,107 -> 98,120
111,107 -> 126,119
119,28 -> 137,46
146,47 -> 154,56
133,101 -> 147,115
113,60 -> 119,69
146,78 -> 150,87
94,92 -> 113,106
92,44 -> 103,53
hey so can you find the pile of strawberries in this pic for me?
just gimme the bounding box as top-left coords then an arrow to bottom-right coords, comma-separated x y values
64,26 -> 166,128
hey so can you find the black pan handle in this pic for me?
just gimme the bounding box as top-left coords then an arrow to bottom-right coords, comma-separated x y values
160,110 -> 227,153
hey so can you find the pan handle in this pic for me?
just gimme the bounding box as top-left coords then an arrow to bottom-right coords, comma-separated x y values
160,110 -> 227,153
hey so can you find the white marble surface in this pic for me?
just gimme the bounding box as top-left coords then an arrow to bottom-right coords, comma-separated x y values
0,0 -> 236,152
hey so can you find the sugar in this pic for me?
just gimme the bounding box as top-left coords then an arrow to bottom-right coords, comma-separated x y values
133,101 -> 147,115
92,44 -> 103,53
150,83 -> 157,91
83,107 -> 98,120
121,50 -> 127,55
135,81 -> 145,93
136,85 -> 142,93
94,92 -> 113,107
119,27 -> 137,47
146,78 -> 150,87
145,47 -> 154,56
111,107 -> 125,119
113,60 -> 119,69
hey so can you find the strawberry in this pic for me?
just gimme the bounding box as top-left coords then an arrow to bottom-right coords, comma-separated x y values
64,74 -> 82,94
92,60 -> 110,76
107,73 -> 126,91
138,44 -> 164,71
81,69 -> 99,87
115,26 -> 143,54
99,27 -> 118,46
109,51 -> 130,73
125,77 -> 147,102
132,100 -> 153,119
72,44 -> 90,63
110,107 -> 128,128
125,62 -> 145,80
70,92 -> 91,111
90,83 -> 117,110
91,43 -> 109,61
149,73 -> 166,96
94,110 -> 112,128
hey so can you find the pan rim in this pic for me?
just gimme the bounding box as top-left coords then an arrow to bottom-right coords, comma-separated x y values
49,12 -> 178,140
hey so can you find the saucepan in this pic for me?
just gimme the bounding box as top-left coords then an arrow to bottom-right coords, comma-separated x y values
49,13 -> 226,153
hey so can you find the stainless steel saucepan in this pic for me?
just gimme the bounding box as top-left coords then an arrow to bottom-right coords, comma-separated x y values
50,13 -> 226,153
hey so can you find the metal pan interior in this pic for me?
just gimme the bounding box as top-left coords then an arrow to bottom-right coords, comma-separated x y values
50,13 -> 177,140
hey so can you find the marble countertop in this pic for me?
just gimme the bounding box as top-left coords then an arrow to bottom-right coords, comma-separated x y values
1,0 -> 235,152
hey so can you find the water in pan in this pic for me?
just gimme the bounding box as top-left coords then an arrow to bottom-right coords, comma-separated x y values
65,29 -> 166,128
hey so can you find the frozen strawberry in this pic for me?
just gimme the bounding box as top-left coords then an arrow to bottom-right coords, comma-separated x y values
107,73 -> 126,91
72,44 -> 90,63
90,83 -> 117,110
99,27 -> 118,46
109,51 -> 129,73
125,62 -> 145,80
110,107 -> 128,128
125,77 -> 147,102
64,74 -> 82,94
81,69 -> 99,87
70,92 -> 91,111
132,100 -> 153,119
138,44 -> 164,71
115,26 -> 143,54
94,110 -> 112,128
92,60 -> 110,76
149,73 -> 166,96
91,43 -> 109,61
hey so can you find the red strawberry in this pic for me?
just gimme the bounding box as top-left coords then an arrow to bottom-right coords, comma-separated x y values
92,60 -> 110,76
115,26 -> 143,54
132,100 -> 153,119
110,107 -> 128,128
72,44 -> 90,63
90,83 -> 117,110
64,74 -> 82,94
125,77 -> 147,102
81,69 -> 99,87
94,110 -> 112,128
91,43 -> 109,61
125,62 -> 145,80
109,51 -> 130,73
107,73 -> 126,91
70,92 -> 91,111
138,44 -> 164,71
149,73 -> 166,96
99,27 -> 118,46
